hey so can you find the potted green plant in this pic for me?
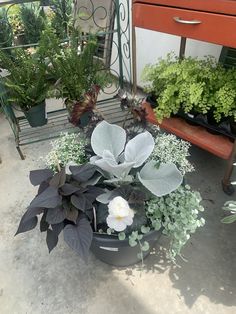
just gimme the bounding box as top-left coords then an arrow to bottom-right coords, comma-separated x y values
142,54 -> 236,135
39,28 -> 110,126
0,48 -> 49,127
16,121 -> 205,266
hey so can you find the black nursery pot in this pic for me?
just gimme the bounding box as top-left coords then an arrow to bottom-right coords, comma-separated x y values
146,94 -> 158,109
24,101 -> 47,127
91,230 -> 162,267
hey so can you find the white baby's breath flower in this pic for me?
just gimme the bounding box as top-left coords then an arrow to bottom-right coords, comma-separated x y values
106,196 -> 135,232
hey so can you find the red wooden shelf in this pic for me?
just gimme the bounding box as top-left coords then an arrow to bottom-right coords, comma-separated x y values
143,102 -> 234,160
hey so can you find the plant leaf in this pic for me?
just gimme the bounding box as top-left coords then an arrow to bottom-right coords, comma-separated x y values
91,121 -> 126,158
71,194 -> 93,211
46,206 -> 67,224
40,211 -> 49,232
70,164 -> 96,182
46,229 -> 58,253
29,186 -> 62,209
51,222 -> 64,236
15,215 -> 38,235
124,131 -> 154,167
63,218 -> 93,261
96,190 -> 113,204
221,214 -> 236,224
81,173 -> 102,187
49,168 -> 66,188
94,158 -> 134,179
138,161 -> 183,197
66,207 -> 79,224
29,169 -> 54,186
38,181 -> 49,195
60,183 -> 80,196
84,186 -> 104,202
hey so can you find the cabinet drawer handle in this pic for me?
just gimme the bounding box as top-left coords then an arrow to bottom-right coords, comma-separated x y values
173,17 -> 202,25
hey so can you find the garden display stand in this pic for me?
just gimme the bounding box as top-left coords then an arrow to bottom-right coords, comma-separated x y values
132,0 -> 236,194
0,0 -> 132,159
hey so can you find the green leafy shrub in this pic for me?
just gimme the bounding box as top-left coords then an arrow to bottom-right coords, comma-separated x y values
40,28 -> 111,102
142,54 -> 236,122
147,185 -> 205,260
44,132 -> 88,172
0,8 -> 13,49
20,3 -> 46,44
0,48 -> 49,111
49,0 -> 73,39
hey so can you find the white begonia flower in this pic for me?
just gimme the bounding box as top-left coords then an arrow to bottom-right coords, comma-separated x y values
106,196 -> 135,232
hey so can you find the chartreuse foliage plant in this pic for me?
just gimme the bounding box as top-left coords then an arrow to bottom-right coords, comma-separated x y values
16,121 -> 205,262
142,54 -> 236,122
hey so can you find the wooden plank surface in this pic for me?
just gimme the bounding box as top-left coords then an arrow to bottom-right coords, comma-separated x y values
143,102 -> 234,160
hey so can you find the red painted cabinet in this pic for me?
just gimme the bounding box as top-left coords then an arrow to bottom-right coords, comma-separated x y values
133,1 -> 236,48
133,0 -> 236,15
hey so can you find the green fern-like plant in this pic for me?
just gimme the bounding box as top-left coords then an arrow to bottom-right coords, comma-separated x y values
19,3 -> 46,44
0,48 -> 49,111
39,27 -> 111,102
142,54 -> 236,122
0,8 -> 13,49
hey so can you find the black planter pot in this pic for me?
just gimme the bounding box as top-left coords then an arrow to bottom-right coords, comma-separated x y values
146,94 -> 158,109
24,102 -> 47,127
230,119 -> 236,136
91,230 -> 162,267
79,110 -> 93,127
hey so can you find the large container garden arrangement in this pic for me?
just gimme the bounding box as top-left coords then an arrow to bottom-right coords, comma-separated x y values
142,54 -> 236,138
16,120 -> 205,266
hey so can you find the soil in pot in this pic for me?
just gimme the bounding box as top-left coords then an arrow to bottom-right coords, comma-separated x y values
91,230 -> 162,267
24,101 -> 47,127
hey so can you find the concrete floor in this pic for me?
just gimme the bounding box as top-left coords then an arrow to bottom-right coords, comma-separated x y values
0,112 -> 236,314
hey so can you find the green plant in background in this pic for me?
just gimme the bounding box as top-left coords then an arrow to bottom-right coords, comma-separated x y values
7,4 -> 24,37
142,54 -> 236,122
49,0 -> 73,39
19,3 -> 46,44
0,8 -> 13,49
150,133 -> 194,175
39,27 -> 111,101
44,132 -> 88,172
147,185 -> 205,260
0,48 -> 49,111
222,163 -> 236,224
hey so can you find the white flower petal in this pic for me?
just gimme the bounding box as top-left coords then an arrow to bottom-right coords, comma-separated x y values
106,215 -> 127,232
122,215 -> 134,226
108,196 -> 131,217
